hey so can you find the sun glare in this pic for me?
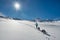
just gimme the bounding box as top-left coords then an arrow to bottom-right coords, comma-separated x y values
14,2 -> 21,10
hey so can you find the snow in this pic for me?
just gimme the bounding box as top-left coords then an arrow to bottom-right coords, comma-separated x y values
0,18 -> 60,40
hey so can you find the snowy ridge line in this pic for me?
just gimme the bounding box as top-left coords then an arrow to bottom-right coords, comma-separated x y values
0,18 -> 13,23
0,17 -> 60,26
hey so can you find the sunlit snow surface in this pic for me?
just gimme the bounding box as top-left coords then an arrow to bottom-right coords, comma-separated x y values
0,18 -> 60,40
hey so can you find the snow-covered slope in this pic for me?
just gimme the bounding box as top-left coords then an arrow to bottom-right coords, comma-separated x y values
0,18 -> 60,40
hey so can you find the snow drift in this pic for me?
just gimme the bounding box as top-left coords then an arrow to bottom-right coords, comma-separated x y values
0,18 -> 60,40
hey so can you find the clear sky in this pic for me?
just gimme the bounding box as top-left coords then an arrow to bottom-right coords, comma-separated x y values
0,0 -> 60,20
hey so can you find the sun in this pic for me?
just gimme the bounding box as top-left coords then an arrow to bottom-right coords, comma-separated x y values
14,2 -> 21,10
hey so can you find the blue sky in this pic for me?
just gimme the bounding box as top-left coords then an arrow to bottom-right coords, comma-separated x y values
0,0 -> 60,20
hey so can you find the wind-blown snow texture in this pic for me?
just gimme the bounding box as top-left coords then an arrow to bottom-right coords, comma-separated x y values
0,18 -> 60,40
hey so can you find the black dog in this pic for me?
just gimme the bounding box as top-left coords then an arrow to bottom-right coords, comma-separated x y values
41,29 -> 50,36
